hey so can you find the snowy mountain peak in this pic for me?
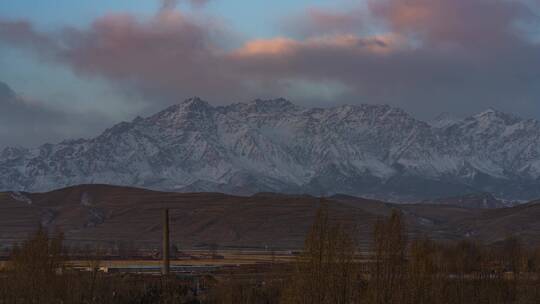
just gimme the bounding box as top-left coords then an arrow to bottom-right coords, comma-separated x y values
146,97 -> 215,129
154,97 -> 212,115
471,108 -> 520,125
430,112 -> 460,128
174,96 -> 212,112
478,108 -> 497,115
1,99 -> 540,201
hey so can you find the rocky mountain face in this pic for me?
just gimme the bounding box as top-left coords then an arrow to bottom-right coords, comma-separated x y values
1,98 -> 539,201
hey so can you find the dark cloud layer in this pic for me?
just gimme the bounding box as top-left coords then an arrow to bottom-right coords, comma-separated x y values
0,81 -> 108,148
0,0 -> 539,148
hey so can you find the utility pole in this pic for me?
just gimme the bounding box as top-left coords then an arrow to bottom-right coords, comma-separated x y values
162,208 -> 170,276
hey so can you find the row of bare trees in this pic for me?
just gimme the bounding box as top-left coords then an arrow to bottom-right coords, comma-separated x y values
0,227 -> 198,304
2,227 -> 66,303
281,202 -> 540,304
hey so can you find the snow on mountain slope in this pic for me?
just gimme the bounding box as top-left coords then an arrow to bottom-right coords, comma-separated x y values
430,112 -> 460,129
1,98 -> 540,200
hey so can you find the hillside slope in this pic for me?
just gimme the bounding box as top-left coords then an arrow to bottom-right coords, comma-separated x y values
1,185 -> 539,251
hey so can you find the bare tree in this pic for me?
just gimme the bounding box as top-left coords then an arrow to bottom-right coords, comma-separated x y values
408,237 -> 439,304
283,200 -> 358,304
370,210 -> 407,304
8,226 -> 66,303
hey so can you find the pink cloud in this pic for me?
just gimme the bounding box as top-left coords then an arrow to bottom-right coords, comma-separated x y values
369,0 -> 533,49
234,38 -> 297,56
54,10 -> 241,100
233,34 -> 404,58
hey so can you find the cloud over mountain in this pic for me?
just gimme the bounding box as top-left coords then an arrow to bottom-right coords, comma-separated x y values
0,81 -> 107,148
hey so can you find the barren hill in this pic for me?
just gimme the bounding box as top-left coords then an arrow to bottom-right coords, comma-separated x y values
2,185 -> 540,252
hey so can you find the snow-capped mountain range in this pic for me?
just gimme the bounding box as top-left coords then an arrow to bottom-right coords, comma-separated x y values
1,97 -> 540,201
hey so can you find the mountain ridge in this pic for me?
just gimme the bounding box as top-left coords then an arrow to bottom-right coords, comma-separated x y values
1,97 -> 540,201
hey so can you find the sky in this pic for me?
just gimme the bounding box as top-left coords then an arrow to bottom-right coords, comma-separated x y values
0,0 -> 539,148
